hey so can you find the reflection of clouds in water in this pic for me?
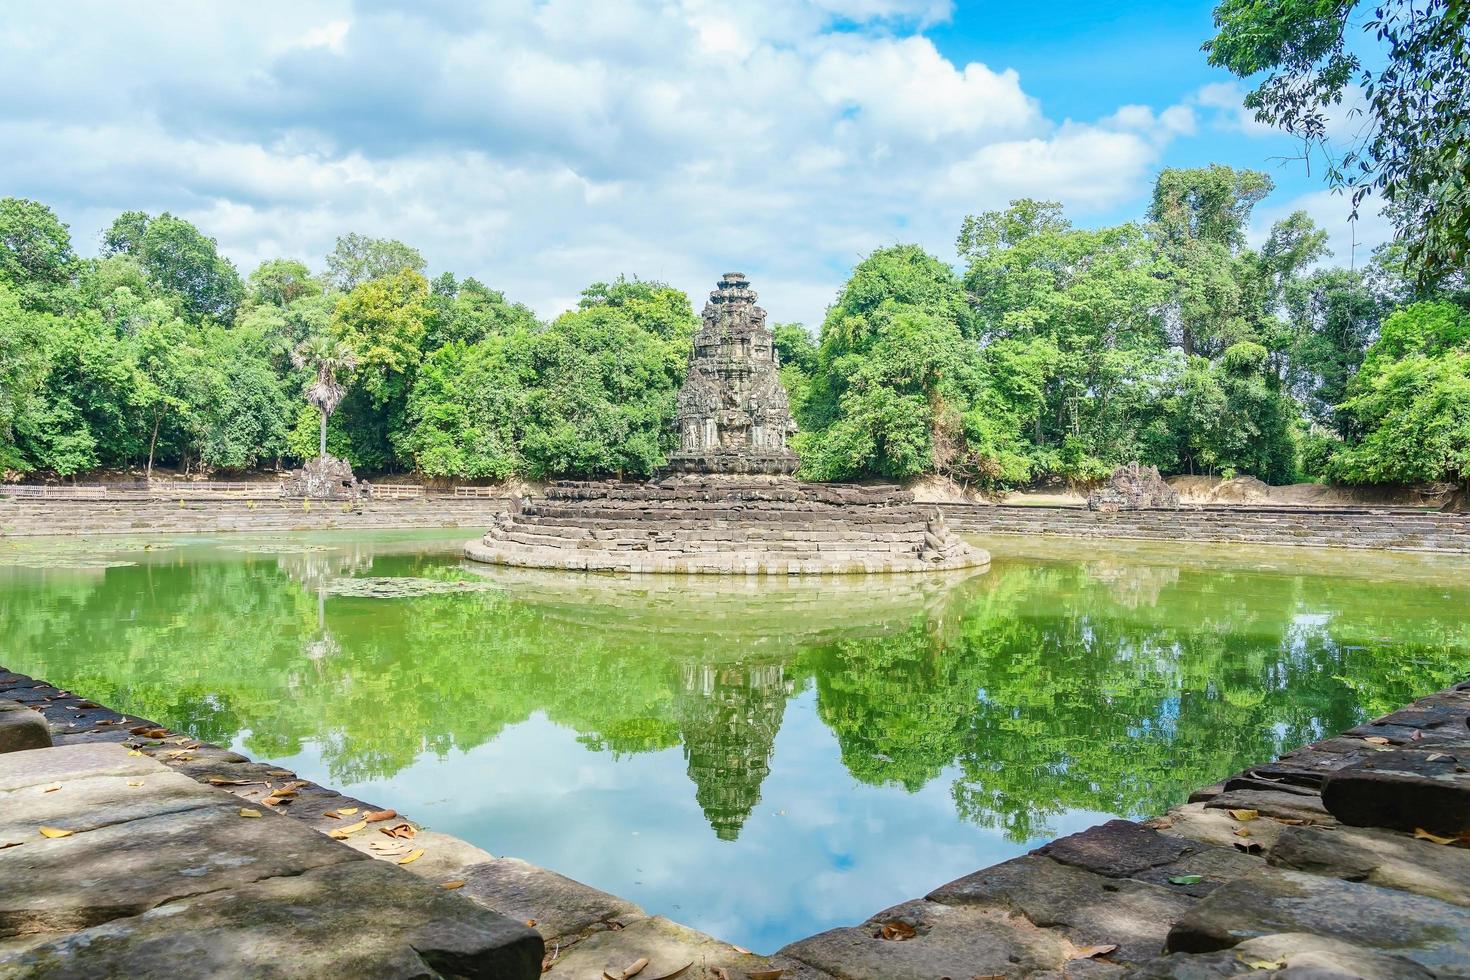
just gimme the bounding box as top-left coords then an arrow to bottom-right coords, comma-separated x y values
259,692 -> 1111,954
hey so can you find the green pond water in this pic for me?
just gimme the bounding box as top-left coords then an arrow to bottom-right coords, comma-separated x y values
1,530 -> 1467,952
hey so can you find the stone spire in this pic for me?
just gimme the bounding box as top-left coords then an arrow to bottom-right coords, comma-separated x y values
663,273 -> 800,476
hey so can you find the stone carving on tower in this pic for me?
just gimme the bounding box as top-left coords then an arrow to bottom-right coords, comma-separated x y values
663,273 -> 800,476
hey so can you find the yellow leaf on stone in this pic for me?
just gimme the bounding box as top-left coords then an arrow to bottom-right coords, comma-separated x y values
398,847 -> 426,865
1229,809 -> 1259,822
239,809 -> 262,818
1363,736 -> 1391,745
328,820 -> 368,839
127,750 -> 143,757
441,880 -> 466,890
337,807 -> 359,815
38,826 -> 73,839
1414,827 -> 1457,845
127,780 -> 144,787
1239,957 -> 1285,970
42,784 -> 61,793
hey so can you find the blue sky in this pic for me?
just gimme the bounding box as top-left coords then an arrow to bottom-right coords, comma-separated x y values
1,0 -> 1385,326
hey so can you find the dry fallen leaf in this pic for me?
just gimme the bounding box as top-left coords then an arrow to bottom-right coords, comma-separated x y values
365,809 -> 397,822
38,826 -> 73,839
381,823 -> 417,839
1234,827 -> 1252,837
322,810 -> 342,819
337,807 -> 359,815
327,820 -> 368,839
127,750 -> 143,757
42,784 -> 61,793
442,880 -> 466,890
877,921 -> 916,941
604,956 -> 649,980
526,918 -> 538,927
1239,957 -> 1286,970
1363,735 -> 1391,745
1414,827 -> 1458,845
1074,943 -> 1118,959
207,777 -> 261,787
239,809 -> 262,818
398,847 -> 426,865
1228,809 -> 1259,822
268,769 -> 295,777
127,780 -> 144,787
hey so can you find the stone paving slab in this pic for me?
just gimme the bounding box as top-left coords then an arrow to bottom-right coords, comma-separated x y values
0,701 -> 50,754
1164,867 -> 1470,973
927,853 -> 1192,965
0,859 -> 543,979
1131,933 -> 1436,979
0,738 -> 544,978
540,914 -> 785,980
1321,747 -> 1470,836
457,856 -> 644,944
779,898 -> 1077,979
1268,823 -> 1470,907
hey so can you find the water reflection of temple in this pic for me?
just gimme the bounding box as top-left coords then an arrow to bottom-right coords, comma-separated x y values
676,661 -> 793,841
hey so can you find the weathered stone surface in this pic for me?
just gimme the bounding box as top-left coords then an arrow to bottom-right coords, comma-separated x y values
0,742 -> 156,790
542,914 -> 772,979
0,802 -> 361,938
1164,867 -> 1470,972
1088,463 -> 1179,512
1321,748 -> 1470,835
779,898 -> 1075,979
1133,933 -> 1435,979
457,857 -> 643,943
1202,788 -> 1335,825
1150,802 -> 1292,852
1269,824 -> 1470,906
280,454 -> 370,500
927,854 -> 1191,965
0,859 -> 543,979
1035,818 -> 1199,878
0,700 -> 51,753
0,768 -> 218,843
663,273 -> 800,477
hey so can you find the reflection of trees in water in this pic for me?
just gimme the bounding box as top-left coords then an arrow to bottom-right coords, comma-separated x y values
676,662 -> 792,841
3,543 -> 1470,843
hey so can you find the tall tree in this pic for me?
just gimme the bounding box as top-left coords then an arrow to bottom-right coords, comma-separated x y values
291,335 -> 357,459
0,198 -> 76,311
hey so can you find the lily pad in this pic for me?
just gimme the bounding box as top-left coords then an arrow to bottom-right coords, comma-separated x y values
322,576 -> 500,599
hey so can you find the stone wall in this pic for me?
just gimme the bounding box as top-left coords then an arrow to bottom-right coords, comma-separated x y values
0,495 -> 513,537
942,503 -> 1470,554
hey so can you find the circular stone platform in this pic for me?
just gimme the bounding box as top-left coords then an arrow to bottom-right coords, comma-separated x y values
463,477 -> 989,574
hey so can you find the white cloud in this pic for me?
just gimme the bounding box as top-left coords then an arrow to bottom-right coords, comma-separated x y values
0,0 -> 1218,326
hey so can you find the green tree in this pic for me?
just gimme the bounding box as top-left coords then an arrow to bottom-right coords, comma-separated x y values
0,198 -> 75,312
102,212 -> 244,321
324,233 -> 426,291
1205,0 -> 1470,284
246,259 -> 319,308
291,334 -> 358,459
1332,301 -> 1470,487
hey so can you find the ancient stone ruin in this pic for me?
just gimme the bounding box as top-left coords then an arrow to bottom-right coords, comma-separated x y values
1087,462 -> 1179,512
281,455 -> 371,501
664,272 -> 799,476
466,274 -> 987,574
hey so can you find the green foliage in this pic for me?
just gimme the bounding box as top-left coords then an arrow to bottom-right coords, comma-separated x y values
324,233 -> 426,291
1205,0 -> 1470,286
102,211 -> 244,321
0,198 -> 75,311
1331,301 -> 1470,486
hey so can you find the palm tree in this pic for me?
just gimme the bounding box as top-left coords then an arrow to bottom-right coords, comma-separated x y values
291,335 -> 357,459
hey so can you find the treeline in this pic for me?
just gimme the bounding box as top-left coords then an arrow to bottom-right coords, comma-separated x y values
1,165 -> 1467,489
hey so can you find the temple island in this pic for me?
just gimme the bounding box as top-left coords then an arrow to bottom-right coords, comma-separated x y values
466,273 -> 988,574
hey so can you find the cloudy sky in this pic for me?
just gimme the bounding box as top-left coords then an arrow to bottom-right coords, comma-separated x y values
2,0 -> 1387,326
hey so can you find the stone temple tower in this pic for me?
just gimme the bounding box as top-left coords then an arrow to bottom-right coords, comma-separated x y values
663,273 -> 800,476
